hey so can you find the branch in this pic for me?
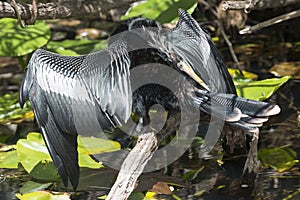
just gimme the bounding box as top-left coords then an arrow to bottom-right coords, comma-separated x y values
0,0 -> 138,20
222,0 -> 300,12
106,113 -> 177,199
239,9 -> 300,34
106,130 -> 158,200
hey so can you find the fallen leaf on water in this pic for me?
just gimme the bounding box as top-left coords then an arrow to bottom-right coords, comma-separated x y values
151,182 -> 172,194
269,61 -> 300,79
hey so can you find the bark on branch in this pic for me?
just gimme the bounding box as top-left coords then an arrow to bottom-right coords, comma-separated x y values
0,0 -> 138,20
106,130 -> 158,200
222,0 -> 300,11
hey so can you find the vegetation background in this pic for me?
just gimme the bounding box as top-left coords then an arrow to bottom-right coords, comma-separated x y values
0,0 -> 299,199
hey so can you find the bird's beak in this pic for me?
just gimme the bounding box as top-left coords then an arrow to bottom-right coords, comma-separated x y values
178,61 -> 210,91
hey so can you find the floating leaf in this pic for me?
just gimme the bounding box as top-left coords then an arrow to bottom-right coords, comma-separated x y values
0,150 -> 19,169
228,68 -> 258,80
20,181 -> 52,194
78,153 -> 103,169
0,19 -> 50,56
78,136 -> 120,155
16,191 -> 70,200
15,132 -> 120,173
30,161 -> 60,181
151,182 -> 172,194
27,132 -> 45,144
17,136 -> 52,173
258,147 -> 299,172
235,76 -> 290,101
122,0 -> 198,23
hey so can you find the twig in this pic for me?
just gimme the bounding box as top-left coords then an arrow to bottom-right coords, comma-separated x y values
0,0 -> 138,20
222,0 -> 300,11
106,130 -> 158,200
239,9 -> 300,34
219,23 -> 244,75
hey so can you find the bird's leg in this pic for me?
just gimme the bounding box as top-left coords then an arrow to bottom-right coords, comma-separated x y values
10,0 -> 26,28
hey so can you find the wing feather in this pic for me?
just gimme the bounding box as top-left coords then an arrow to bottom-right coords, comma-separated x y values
19,40 -> 132,189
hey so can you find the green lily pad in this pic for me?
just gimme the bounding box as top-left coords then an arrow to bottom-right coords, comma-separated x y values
122,0 -> 198,24
235,76 -> 290,101
0,150 -> 19,169
17,135 -> 52,173
0,19 -> 50,57
15,132 -> 120,174
20,181 -> 53,195
78,153 -> 103,169
78,136 -> 121,155
228,68 -> 258,80
16,191 -> 71,200
30,161 -> 60,181
258,147 -> 299,172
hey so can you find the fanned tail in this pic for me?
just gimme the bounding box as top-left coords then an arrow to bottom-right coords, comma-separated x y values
195,90 -> 280,130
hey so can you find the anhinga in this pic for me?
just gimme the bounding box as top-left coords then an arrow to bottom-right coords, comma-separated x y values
19,9 -> 280,190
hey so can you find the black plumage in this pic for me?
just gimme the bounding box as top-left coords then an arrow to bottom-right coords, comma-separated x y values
19,9 -> 280,189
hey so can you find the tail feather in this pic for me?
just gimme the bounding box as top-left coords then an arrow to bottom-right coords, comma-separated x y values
194,90 -> 280,130
212,93 -> 280,117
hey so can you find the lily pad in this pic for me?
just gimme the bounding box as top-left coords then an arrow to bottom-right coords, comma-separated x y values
78,136 -> 121,155
14,132 -> 120,175
0,150 -> 19,169
235,76 -> 290,101
20,181 -> 53,194
0,19 -> 50,57
17,135 -> 52,173
30,161 -> 61,181
16,191 -> 71,200
228,68 -> 258,80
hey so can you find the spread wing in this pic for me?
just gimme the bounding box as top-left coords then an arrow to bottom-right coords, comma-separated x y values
19,41 -> 132,189
131,9 -> 236,94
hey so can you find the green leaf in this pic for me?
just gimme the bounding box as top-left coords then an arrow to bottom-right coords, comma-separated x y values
78,136 -> 121,155
17,135 -> 52,173
16,191 -> 71,200
77,136 -> 120,168
20,181 -> 52,194
78,153 -> 103,169
228,68 -> 258,80
27,132 -> 45,144
30,161 -> 60,181
235,76 -> 290,101
122,0 -> 198,24
0,150 -> 19,169
0,19 -> 50,56
47,39 -> 107,55
16,132 -> 120,173
258,147 -> 299,172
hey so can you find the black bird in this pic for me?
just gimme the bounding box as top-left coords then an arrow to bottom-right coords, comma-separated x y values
19,9 -> 280,189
